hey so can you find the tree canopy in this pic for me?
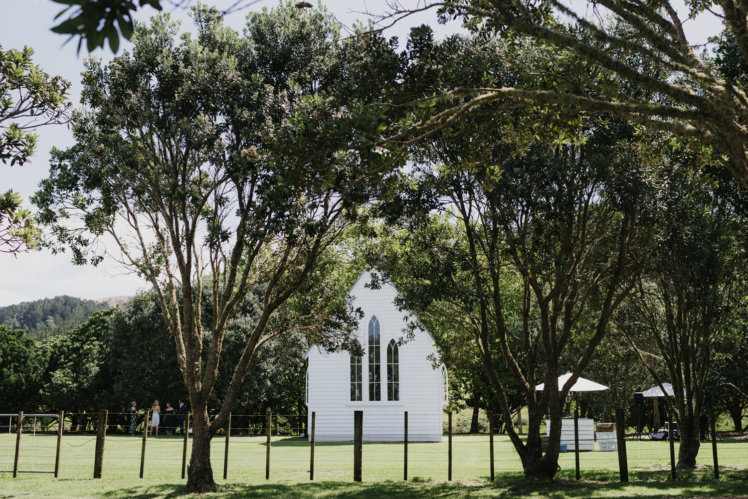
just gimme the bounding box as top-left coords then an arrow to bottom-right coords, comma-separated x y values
378,1 -> 748,190
617,160 -> 747,468
0,44 -> 70,254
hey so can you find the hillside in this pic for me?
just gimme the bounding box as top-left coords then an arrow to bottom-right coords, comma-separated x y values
0,296 -> 121,340
94,296 -> 131,308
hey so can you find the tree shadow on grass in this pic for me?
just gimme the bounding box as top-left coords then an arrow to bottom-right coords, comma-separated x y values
558,466 -> 748,482
100,471 -> 748,498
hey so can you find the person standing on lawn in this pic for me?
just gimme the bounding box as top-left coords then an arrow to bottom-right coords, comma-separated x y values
164,402 -> 175,435
177,399 -> 186,434
128,401 -> 138,435
151,400 -> 160,436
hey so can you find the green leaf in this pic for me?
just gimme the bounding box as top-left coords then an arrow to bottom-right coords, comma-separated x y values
117,14 -> 134,40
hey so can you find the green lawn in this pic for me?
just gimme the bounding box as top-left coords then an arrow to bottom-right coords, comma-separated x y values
1,433 -> 746,497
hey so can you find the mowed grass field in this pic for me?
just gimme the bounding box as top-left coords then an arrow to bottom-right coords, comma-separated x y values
1,433 -> 747,497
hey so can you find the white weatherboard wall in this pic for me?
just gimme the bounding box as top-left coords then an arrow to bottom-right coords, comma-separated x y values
306,271 -> 447,442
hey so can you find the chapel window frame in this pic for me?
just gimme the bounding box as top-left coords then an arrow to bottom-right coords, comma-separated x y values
387,339 -> 399,401
368,316 -> 381,401
350,354 -> 363,401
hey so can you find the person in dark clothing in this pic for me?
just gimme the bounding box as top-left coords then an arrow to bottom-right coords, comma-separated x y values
164,402 -> 175,435
177,400 -> 187,434
129,401 -> 138,435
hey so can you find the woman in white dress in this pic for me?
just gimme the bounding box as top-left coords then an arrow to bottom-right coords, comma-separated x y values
151,400 -> 160,436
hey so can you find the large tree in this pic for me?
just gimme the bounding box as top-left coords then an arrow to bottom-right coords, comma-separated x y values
366,30 -> 650,479
33,4 -> 398,491
370,113 -> 649,480
617,161 -> 747,467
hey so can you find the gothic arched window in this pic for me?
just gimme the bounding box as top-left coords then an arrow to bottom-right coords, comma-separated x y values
368,316 -> 381,401
350,354 -> 362,401
387,340 -> 399,401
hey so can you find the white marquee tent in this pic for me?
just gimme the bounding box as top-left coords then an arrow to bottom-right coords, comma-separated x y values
535,372 -> 609,392
638,382 -> 680,397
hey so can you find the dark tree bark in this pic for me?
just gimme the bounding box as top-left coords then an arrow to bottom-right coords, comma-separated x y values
470,390 -> 480,433
728,406 -> 744,433
186,405 -> 215,492
677,413 -> 701,469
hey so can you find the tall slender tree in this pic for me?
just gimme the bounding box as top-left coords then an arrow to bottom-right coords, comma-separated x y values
370,112 -> 649,478
617,162 -> 747,467
33,4 -> 399,491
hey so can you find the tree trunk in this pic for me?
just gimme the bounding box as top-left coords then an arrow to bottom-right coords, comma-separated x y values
186,406 -> 216,492
298,400 -> 306,437
677,415 -> 700,469
523,453 -> 560,480
470,390 -> 480,434
522,426 -> 559,481
519,399 -> 560,480
728,406 -> 743,433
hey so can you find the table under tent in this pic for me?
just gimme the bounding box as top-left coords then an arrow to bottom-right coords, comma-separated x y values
535,373 -> 617,453
635,383 -> 681,440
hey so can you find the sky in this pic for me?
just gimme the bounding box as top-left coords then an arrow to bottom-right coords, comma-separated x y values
0,0 -> 723,306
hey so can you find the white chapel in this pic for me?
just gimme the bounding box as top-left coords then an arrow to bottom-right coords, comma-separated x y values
305,270 -> 448,441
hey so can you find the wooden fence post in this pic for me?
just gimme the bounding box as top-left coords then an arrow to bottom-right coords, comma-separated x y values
489,416 -> 495,481
55,411 -> 64,478
448,411 -> 452,481
574,401 -> 580,480
223,413 -> 231,480
310,412 -> 315,481
709,404 -> 719,479
353,410 -> 363,482
93,409 -> 108,479
615,409 -> 628,482
140,409 -> 149,479
668,413 -> 676,481
265,409 -> 271,480
13,411 -> 23,478
404,411 -> 408,481
181,412 -> 190,480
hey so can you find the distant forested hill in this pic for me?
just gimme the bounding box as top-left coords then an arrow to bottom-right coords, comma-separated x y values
0,296 -> 113,339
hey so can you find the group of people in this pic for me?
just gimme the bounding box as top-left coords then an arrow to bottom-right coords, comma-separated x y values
128,399 -> 187,436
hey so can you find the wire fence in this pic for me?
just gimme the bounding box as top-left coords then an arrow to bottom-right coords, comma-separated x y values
0,413 -> 62,476
1,410 -> 745,483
